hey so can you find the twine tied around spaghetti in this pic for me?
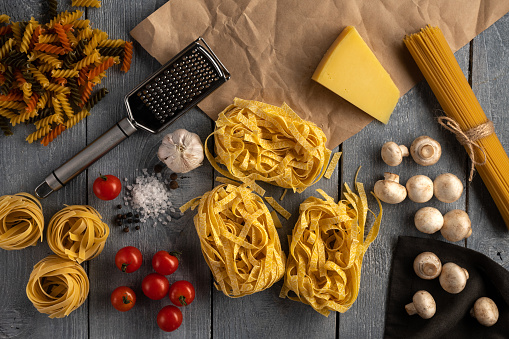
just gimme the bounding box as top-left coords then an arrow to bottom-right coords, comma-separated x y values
437,116 -> 494,181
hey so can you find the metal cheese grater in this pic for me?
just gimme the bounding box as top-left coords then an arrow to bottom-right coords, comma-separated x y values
35,37 -> 230,199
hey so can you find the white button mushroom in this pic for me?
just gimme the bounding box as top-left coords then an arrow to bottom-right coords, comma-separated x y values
373,173 -> 407,204
434,173 -> 463,203
470,297 -> 499,327
441,210 -> 472,242
414,207 -> 444,234
413,252 -> 442,280
439,262 -> 469,294
406,175 -> 433,203
410,136 -> 442,166
381,142 -> 409,166
405,290 -> 436,319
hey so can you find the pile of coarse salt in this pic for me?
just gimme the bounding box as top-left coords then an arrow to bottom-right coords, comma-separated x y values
124,169 -> 174,227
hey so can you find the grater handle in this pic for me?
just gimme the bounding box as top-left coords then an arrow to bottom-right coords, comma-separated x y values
34,117 -> 137,199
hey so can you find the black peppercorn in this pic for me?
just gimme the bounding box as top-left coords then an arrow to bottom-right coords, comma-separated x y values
121,214 -> 127,219
154,164 -> 163,173
169,180 -> 179,189
127,219 -> 133,224
116,220 -> 123,226
133,218 -> 140,223
170,173 -> 178,180
135,226 -> 140,230
134,214 -> 140,218
116,214 -> 122,219
127,212 -> 133,218
116,204 -> 122,209
123,227 -> 129,233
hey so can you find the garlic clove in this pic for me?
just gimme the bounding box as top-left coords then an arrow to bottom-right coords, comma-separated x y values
157,129 -> 204,173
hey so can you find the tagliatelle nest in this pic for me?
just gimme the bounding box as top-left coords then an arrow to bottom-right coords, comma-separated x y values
187,183 -> 286,297
280,181 -> 382,316
0,193 -> 44,250
206,98 -> 331,193
47,205 -> 109,263
26,255 -> 89,318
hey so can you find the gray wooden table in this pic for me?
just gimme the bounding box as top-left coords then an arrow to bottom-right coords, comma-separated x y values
1,1 -> 509,338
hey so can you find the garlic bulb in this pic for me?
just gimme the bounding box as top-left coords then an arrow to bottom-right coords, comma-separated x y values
157,129 -> 204,173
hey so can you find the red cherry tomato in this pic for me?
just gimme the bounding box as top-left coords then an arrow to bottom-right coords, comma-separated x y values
157,305 -> 183,332
115,246 -> 143,273
142,273 -> 170,300
169,280 -> 195,306
111,286 -> 136,312
152,251 -> 180,276
93,174 -> 122,200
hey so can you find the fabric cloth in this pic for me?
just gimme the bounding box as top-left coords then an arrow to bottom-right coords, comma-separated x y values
384,236 -> 509,339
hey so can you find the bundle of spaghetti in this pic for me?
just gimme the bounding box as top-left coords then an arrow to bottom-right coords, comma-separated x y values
183,183 -> 286,297
404,26 -> 509,229
0,192 -> 44,250
206,98 -> 331,193
280,180 -> 382,316
26,255 -> 89,318
46,205 -> 109,263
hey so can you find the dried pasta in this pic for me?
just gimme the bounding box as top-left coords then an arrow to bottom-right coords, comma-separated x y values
186,184 -> 285,297
404,26 -> 509,229
26,255 -> 89,318
72,0 -> 101,8
0,192 -> 44,250
0,7 -> 133,143
206,98 -> 331,192
46,205 -> 109,263
280,181 -> 382,316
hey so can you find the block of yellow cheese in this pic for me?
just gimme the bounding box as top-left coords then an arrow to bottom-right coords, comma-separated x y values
312,26 -> 400,124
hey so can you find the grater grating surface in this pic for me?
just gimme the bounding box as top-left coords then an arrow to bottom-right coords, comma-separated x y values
125,38 -> 229,134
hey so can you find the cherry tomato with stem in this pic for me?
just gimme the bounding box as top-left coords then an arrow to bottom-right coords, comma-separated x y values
142,273 -> 170,300
111,286 -> 136,312
93,174 -> 122,200
169,280 -> 195,306
152,250 -> 180,276
157,305 -> 183,332
115,246 -> 143,273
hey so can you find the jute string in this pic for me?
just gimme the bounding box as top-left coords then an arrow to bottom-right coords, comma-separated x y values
437,116 -> 495,181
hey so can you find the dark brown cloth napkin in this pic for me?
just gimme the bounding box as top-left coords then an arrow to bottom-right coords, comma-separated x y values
384,236 -> 509,339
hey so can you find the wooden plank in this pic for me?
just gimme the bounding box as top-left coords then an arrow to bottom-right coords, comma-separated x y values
468,13 -> 509,269
85,1 -> 213,338
0,1 -> 88,338
338,43 -> 471,337
211,144 -> 341,338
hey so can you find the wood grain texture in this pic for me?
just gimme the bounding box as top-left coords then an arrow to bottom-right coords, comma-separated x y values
468,14 -> 509,268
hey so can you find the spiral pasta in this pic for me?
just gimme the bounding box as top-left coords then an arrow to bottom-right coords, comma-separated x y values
72,0 -> 101,8
206,98 -> 331,193
65,109 -> 89,129
41,123 -> 65,146
26,255 -> 89,318
120,41 -> 133,72
0,38 -> 15,59
187,183 -> 285,297
47,205 -> 109,263
279,182 -> 382,316
0,193 -> 44,250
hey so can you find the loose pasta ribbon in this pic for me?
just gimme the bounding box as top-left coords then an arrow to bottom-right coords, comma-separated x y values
280,181 -> 382,316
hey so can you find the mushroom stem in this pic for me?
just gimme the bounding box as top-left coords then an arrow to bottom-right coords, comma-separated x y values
405,303 -> 417,315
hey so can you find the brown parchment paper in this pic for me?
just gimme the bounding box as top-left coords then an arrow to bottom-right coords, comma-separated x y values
130,0 -> 509,149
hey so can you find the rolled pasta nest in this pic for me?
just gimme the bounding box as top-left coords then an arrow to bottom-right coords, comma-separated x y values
47,205 -> 109,263
0,193 -> 44,250
190,183 -> 286,297
280,181 -> 382,316
26,255 -> 89,318
206,98 -> 331,193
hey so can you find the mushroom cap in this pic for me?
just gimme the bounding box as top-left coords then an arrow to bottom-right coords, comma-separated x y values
374,176 -> 407,204
439,262 -> 469,294
413,252 -> 442,279
405,290 -> 436,319
414,207 -> 444,234
406,175 -> 434,203
381,142 -> 409,166
441,209 -> 472,242
434,173 -> 463,203
410,136 -> 442,166
471,297 -> 499,327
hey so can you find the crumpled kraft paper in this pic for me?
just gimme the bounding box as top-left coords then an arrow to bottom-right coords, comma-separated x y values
130,0 -> 509,149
